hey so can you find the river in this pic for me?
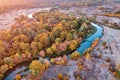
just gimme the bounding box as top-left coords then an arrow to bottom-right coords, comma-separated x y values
4,21 -> 103,80
77,22 -> 103,54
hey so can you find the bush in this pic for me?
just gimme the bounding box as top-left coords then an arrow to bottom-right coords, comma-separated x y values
102,41 -> 107,46
70,51 -> 80,60
57,73 -> 63,80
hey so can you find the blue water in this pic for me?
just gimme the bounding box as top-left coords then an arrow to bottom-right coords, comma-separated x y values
77,22 -> 103,54
5,22 -> 103,80
5,66 -> 28,80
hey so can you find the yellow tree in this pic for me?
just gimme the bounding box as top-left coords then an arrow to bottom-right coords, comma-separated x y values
34,33 -> 51,48
70,51 -> 80,60
51,44 -> 57,53
19,42 -> 30,53
69,40 -> 78,50
15,74 -> 21,80
52,27 -> 61,38
37,42 -> 43,51
0,64 -> 9,74
55,38 -> 62,43
66,33 -> 73,41
55,23 -> 64,31
60,31 -> 67,41
3,57 -> 13,66
48,32 -> 55,43
30,42 -> 38,54
12,34 -> 30,43
46,48 -> 53,56
30,60 -> 45,76
40,33 -> 50,47
14,53 -> 22,63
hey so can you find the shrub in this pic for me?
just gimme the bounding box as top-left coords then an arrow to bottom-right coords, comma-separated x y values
70,51 -> 80,60
57,73 -> 63,80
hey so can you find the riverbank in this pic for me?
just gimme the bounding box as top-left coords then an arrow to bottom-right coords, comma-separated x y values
40,24 -> 120,80
90,24 -> 120,80
92,25 -> 120,68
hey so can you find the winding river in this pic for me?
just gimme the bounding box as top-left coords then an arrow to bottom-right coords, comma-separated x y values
77,22 -> 103,54
4,12 -> 103,80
